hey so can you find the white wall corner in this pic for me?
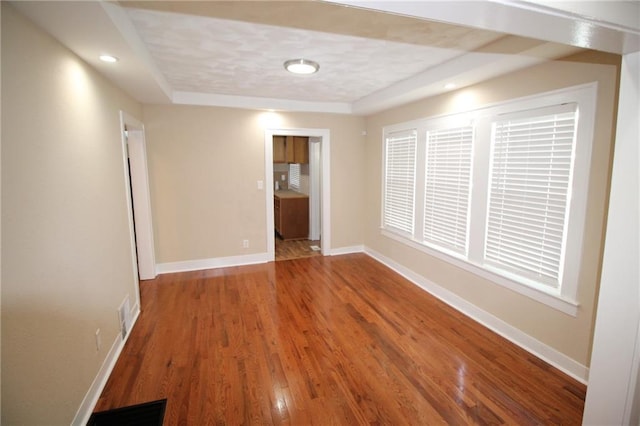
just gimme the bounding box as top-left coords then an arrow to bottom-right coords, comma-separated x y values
582,50 -> 640,425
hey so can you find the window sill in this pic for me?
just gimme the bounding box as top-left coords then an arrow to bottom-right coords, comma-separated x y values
381,229 -> 579,317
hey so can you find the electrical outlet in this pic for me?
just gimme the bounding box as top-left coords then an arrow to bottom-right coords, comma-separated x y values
257,180 -> 264,190
242,239 -> 249,248
95,329 -> 102,352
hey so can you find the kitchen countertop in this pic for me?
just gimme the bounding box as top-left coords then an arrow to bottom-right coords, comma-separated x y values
274,190 -> 309,199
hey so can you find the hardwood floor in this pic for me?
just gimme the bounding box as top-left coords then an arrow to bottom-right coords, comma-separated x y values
95,254 -> 585,424
275,237 -> 321,261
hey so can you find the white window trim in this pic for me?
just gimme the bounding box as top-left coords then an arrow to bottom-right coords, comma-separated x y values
380,83 -> 598,316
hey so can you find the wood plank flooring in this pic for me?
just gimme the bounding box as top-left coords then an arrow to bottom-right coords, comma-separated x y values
94,254 -> 585,424
275,237 -> 321,261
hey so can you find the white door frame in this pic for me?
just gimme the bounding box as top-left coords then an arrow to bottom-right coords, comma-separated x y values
265,128 -> 331,260
120,111 -> 157,289
308,137 -> 322,241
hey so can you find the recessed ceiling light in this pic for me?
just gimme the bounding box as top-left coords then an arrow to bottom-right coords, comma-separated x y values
99,54 -> 118,63
444,83 -> 457,90
284,59 -> 319,75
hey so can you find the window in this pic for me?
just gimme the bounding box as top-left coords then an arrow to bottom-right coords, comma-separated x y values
381,84 -> 596,314
383,130 -> 417,235
289,163 -> 300,190
424,126 -> 473,255
485,105 -> 577,288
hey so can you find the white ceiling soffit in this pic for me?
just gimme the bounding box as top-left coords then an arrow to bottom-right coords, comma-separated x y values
329,0 -> 640,55
352,39 -> 582,115
10,1 -> 172,104
9,1 -> 609,115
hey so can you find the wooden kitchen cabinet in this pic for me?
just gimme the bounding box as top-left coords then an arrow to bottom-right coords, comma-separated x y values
273,135 -> 308,164
274,194 -> 309,240
291,136 -> 309,164
273,135 -> 287,163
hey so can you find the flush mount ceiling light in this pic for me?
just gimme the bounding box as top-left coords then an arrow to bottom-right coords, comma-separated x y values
99,54 -> 118,63
284,59 -> 319,75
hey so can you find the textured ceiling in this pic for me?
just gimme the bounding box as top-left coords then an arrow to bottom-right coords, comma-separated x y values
11,1 -> 598,113
127,7 -> 504,103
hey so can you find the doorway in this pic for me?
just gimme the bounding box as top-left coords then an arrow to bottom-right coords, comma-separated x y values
265,128 -> 331,262
120,111 -> 156,296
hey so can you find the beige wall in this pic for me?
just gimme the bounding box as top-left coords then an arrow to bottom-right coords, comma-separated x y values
1,4 -> 142,424
0,3 -> 619,423
143,105 -> 365,263
364,51 -> 620,367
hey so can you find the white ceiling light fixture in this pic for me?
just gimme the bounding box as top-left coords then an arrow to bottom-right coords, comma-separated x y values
284,59 -> 319,75
99,54 -> 119,63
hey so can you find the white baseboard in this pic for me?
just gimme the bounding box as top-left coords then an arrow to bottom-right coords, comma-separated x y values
156,248 -> 369,275
364,246 -> 589,384
329,245 -> 365,256
156,252 -> 271,274
71,304 -> 141,426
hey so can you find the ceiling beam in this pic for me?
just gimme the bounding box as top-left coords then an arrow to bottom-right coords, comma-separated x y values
327,0 -> 640,54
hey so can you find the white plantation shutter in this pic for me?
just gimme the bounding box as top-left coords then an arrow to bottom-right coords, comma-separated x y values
423,126 -> 473,254
485,105 -> 577,287
289,163 -> 300,190
383,130 -> 417,235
